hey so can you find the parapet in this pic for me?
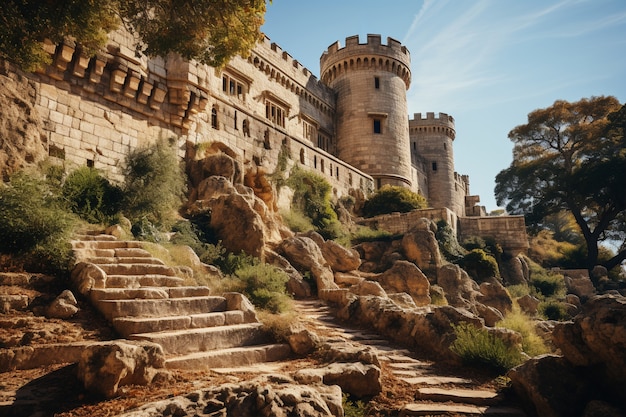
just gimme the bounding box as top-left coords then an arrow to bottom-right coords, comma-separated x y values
320,34 -> 411,87
410,112 -> 455,128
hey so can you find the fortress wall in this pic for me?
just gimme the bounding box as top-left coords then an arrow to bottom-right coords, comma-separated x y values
359,208 -> 458,235
9,28 -> 373,197
458,215 -> 529,255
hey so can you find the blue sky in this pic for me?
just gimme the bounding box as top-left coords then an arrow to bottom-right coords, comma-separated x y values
261,0 -> 626,212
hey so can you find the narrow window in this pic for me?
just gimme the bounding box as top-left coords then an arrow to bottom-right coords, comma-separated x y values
211,107 -> 218,129
234,111 -> 238,129
314,155 -> 317,168
374,77 -> 380,89
86,159 -> 94,168
373,119 -> 382,134
336,167 -> 339,179
300,148 -> 305,164
222,76 -> 228,92
229,79 -> 236,95
321,159 -> 325,174
413,142 -> 416,151
432,162 -> 438,171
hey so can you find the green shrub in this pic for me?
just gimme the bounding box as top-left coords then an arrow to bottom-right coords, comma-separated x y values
450,323 -> 523,373
342,393 -> 367,417
226,261 -> 292,313
287,166 -> 342,239
506,284 -> 530,299
436,220 -> 466,261
0,172 -> 75,254
530,271 -> 565,298
122,138 -> 186,227
457,249 -> 500,282
280,209 -> 315,233
349,225 -> 394,244
362,185 -> 427,217
497,307 -> 549,357
539,300 -> 570,321
62,166 -> 122,224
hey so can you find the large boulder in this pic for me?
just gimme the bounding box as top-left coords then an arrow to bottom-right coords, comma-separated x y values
477,281 -> 513,316
303,231 -> 361,272
401,219 -> 442,276
0,67 -> 48,181
278,235 -> 338,292
46,289 -> 79,319
76,341 -> 170,398
374,261 -> 430,306
294,362 -> 382,398
436,264 -> 479,309
266,249 -> 312,298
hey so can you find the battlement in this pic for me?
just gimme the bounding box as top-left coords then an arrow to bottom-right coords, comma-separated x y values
320,34 -> 411,88
410,112 -> 455,126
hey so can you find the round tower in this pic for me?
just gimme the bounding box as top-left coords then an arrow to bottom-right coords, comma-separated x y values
321,34 -> 412,189
409,112 -> 464,215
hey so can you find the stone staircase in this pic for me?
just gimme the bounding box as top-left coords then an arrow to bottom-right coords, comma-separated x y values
71,233 -> 291,370
295,299 -> 528,417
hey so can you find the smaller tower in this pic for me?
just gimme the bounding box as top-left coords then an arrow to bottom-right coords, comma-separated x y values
410,112 -> 465,216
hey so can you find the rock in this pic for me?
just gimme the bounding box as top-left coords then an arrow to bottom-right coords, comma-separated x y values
401,219 -> 442,275
187,151 -> 239,187
303,231 -> 361,272
266,249 -> 311,298
517,294 -> 540,315
583,400 -> 624,417
477,281 -> 513,316
0,68 -> 47,181
285,324 -> 319,356
46,289 -> 79,319
474,303 -> 503,327
500,255 -> 529,285
71,262 -> 107,296
375,261 -> 430,306
295,362 -> 382,398
388,292 -> 418,309
223,292 -> 258,323
509,355 -> 592,417
436,264 -> 479,309
318,341 -> 380,367
278,235 -> 338,292
552,295 -> 626,386
104,224 -> 126,239
77,341 -> 170,399
564,274 -> 596,299
350,280 -> 387,298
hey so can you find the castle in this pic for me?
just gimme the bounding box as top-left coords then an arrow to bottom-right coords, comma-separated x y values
1,30 -> 528,254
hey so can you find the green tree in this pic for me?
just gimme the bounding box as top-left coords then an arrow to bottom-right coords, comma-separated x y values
495,97 -> 626,284
362,185 -> 427,217
1,0 -> 267,71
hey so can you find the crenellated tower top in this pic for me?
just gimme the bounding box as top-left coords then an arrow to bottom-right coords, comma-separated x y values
320,34 -> 411,88
409,112 -> 456,140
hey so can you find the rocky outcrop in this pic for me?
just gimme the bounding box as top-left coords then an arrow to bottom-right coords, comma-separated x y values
373,261 -> 430,306
509,295 -> 626,416
401,219 -> 442,276
77,341 -> 171,399
278,235 -> 338,292
303,231 -> 361,272
117,375 -> 343,417
46,289 -> 79,319
0,66 -> 48,182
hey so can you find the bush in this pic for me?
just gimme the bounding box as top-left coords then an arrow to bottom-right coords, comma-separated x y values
349,225 -> 395,244
436,220 -> 466,261
280,209 -> 315,233
457,249 -> 500,283
539,300 -> 570,321
530,270 -> 565,298
342,393 -> 367,417
450,323 -> 524,374
287,166 -> 343,239
226,261 -> 292,313
362,185 -> 427,218
122,138 -> 186,227
62,166 -> 122,224
497,307 -> 549,357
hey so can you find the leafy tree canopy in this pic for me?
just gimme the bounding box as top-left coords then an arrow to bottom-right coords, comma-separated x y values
495,96 -> 626,282
362,185 -> 427,218
0,0 -> 267,71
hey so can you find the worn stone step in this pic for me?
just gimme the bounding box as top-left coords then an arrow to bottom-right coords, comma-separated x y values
85,257 -> 165,265
96,263 -> 177,277
417,387 -> 502,406
90,286 -> 210,301
165,343 -> 292,369
71,240 -> 143,250
112,310 -> 245,336
104,275 -> 185,288
96,296 -> 227,320
400,403 -> 527,416
73,234 -> 117,241
400,376 -> 473,385
129,323 -> 270,355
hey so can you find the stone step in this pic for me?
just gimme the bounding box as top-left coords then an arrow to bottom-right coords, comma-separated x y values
400,403 -> 527,416
96,263 -> 177,277
165,343 -> 292,369
416,387 -> 502,406
85,257 -> 165,265
90,286 -> 210,301
95,296 -> 227,320
71,240 -> 143,250
129,323 -> 270,355
400,376 -> 473,385
73,247 -> 153,260
104,275 -> 185,288
112,310 -> 245,336
74,234 -> 117,241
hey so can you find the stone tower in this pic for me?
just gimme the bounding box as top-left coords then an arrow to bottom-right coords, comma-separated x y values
409,112 -> 465,216
320,35 -> 412,189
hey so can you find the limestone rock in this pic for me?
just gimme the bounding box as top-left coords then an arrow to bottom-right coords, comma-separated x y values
278,235 -> 338,292
500,255 -> 529,285
436,264 -> 479,309
374,261 -> 430,306
303,231 -> 361,272
266,249 -> 312,298
46,289 -> 79,319
0,68 -> 47,181
71,262 -> 107,296
187,150 -> 239,187
474,303 -> 503,327
318,341 -> 380,367
401,219 -> 442,274
223,292 -> 258,323
564,274 -> 596,299
295,362 -> 382,398
77,341 -> 170,398
517,294 -> 540,316
285,324 -> 319,356
388,292 -> 418,309
477,281 -> 513,316
350,280 -> 387,298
